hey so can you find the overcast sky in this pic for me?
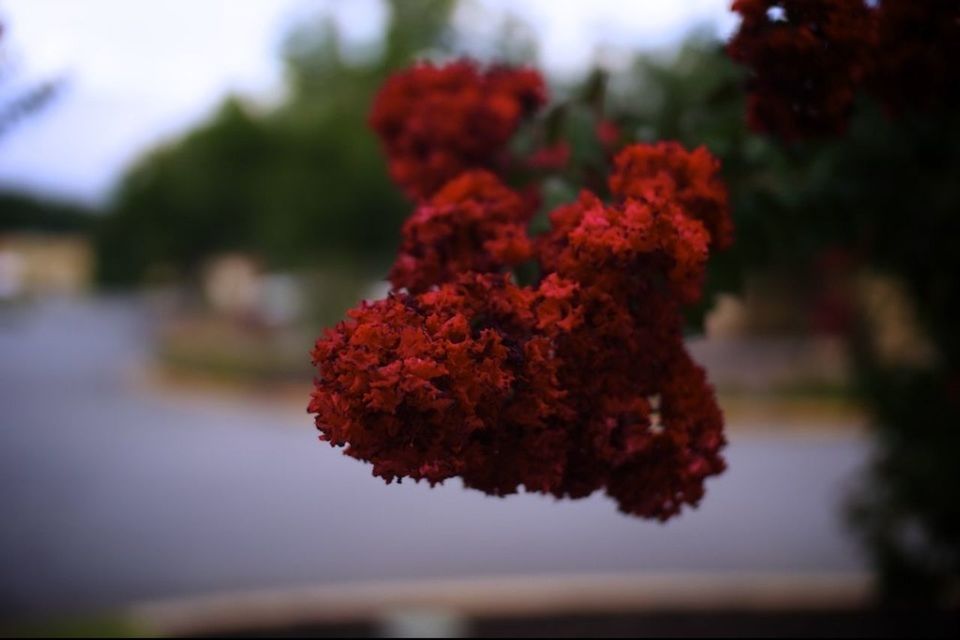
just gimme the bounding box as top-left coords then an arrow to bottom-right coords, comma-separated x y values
0,0 -> 736,206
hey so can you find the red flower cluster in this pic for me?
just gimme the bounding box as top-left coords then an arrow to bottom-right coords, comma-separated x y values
727,0 -> 874,139
867,0 -> 960,114
389,170 -> 534,293
311,60 -> 731,519
369,60 -> 546,199
727,0 -> 960,139
608,142 -> 733,251
308,273 -> 571,493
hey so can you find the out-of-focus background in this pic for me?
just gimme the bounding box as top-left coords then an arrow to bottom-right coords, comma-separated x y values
1,1 -> 956,637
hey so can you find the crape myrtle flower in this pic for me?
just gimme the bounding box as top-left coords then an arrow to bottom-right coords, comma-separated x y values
313,56 -> 731,519
609,142 -> 733,251
309,273 -> 576,495
728,1 -> 960,139
529,172 -> 726,517
603,349 -> 726,520
389,170 -> 534,293
867,0 -> 960,114
513,259 -> 725,518
309,268 -> 725,517
727,0 -> 875,140
538,190 -> 710,304
369,59 -> 546,199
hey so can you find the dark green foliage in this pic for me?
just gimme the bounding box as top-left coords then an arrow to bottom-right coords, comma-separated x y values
0,191 -> 93,233
95,1 -> 454,286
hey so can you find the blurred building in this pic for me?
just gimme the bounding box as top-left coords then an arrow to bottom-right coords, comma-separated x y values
0,232 -> 92,299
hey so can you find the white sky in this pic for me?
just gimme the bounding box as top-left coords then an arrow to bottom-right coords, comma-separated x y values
0,0 -> 736,206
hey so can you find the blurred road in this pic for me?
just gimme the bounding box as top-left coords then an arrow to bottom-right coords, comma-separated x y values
0,296 -> 870,616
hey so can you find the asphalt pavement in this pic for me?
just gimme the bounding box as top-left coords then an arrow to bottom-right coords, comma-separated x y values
0,296 -> 871,616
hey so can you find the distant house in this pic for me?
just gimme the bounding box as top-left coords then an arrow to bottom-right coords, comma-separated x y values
0,232 -> 92,299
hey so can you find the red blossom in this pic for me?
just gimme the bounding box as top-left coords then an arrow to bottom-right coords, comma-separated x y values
727,1 -> 960,140
539,189 -> 710,304
310,273 -> 570,493
388,170 -> 534,293
867,0 -> 960,114
727,0 -> 875,140
313,65 -> 731,519
605,350 -> 726,519
527,141 -> 572,171
609,142 -> 733,251
369,60 -> 546,199
596,119 -> 621,152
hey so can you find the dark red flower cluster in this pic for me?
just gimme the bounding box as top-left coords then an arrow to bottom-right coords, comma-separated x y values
308,273 -> 571,493
311,60 -> 731,519
727,0 -> 960,139
368,60 -> 546,199
389,170 -> 534,293
608,142 -> 733,251
867,0 -> 960,114
727,0 -> 875,139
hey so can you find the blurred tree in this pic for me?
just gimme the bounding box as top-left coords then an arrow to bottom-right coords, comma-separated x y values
95,99 -> 269,283
382,0 -> 454,65
96,0 -> 455,286
0,191 -> 93,232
